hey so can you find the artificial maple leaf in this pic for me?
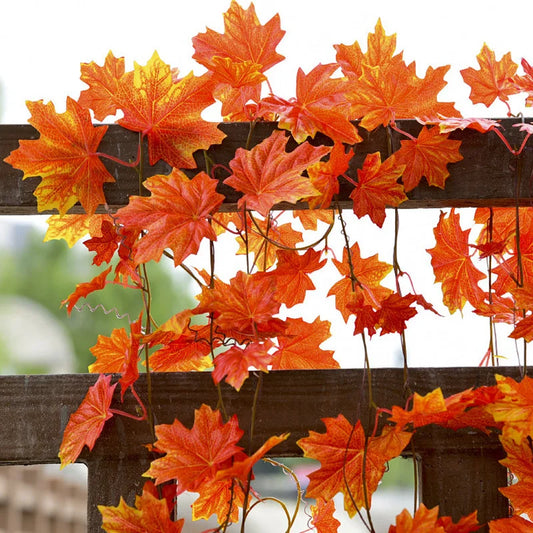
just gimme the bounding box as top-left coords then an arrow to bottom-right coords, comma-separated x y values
192,477 -> 245,524
510,314 -> 533,342
350,152 -> 407,227
427,209 -> 486,314
293,209 -> 334,231
116,52 -> 225,168
486,374 -> 533,443
99,483 -> 184,533
62,266 -> 112,314
429,116 -> 502,134
192,1 -> 285,76
212,340 -> 274,391
117,169 -> 224,266
376,293 -> 419,335
78,51 -> 126,121
58,374 -> 116,468
297,417 -> 411,516
437,511 -> 481,533
335,18 -> 399,79
500,480 -> 533,520
306,142 -> 354,209
271,317 -> 338,370
5,97 -> 114,215
224,130 -> 330,216
84,219 -> 120,266
260,63 -> 361,144
389,504 -> 445,533
515,58 -> 533,107
195,270 -> 285,342
264,248 -> 326,308
460,44 -> 519,108
328,242 -> 393,322
393,126 -> 463,191
310,498 -> 341,533
489,516 -> 533,532
44,214 -> 104,248
144,404 -> 244,491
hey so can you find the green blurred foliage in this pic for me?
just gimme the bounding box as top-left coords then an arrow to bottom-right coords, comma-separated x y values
0,225 -> 196,372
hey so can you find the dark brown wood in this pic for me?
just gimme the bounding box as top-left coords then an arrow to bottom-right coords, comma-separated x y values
0,367 -> 522,530
1,119 -> 532,214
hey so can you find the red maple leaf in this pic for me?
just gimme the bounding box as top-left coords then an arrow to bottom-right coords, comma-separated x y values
117,169 -> 224,266
488,516 -> 533,532
225,130 -> 330,216
350,152 -> 407,227
260,63 -> 361,144
515,58 -> 533,107
461,44 -> 519,109
389,504 -> 445,533
145,404 -> 244,492
271,317 -> 338,370
5,98 -> 114,215
297,418 -> 411,516
393,126 -> 463,191
62,266 -> 112,314
191,478 -> 245,525
310,498 -> 341,533
59,374 -> 116,468
427,209 -> 486,314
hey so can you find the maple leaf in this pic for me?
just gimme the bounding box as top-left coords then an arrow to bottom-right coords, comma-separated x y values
271,317 -> 338,370
5,98 -> 114,215
328,242 -> 393,322
297,417 -> 411,516
212,340 -> 274,391
265,248 -> 326,308
437,511 -> 481,533
62,266 -> 112,314
195,271 -> 286,342
306,142 -> 354,209
83,219 -> 120,266
427,116 -> 502,134
389,504 -> 445,533
515,58 -> 533,107
99,483 -> 184,533
78,51 -> 126,121
460,44 -> 519,108
393,126 -> 463,191
389,388 -> 449,431
510,314 -> 533,342
350,152 -> 407,227
376,293 -> 419,335
427,209 -> 486,314
44,214 -> 104,248
293,209 -> 334,231
192,478 -> 245,524
310,498 -> 341,533
144,404 -> 244,491
192,1 -> 285,75
488,516 -> 533,532
260,63 -> 361,144
58,374 -> 116,468
117,169 -> 224,266
224,130 -> 330,216
116,51 -> 225,168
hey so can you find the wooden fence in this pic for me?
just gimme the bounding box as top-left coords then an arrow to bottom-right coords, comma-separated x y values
0,119 -> 531,531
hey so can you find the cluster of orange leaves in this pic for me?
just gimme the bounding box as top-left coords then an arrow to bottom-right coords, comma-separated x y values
5,0 -> 533,531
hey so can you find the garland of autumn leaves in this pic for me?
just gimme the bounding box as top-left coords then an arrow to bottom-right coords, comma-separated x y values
6,2 -> 533,531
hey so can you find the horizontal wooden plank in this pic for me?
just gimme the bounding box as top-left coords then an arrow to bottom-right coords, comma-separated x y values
0,119 -> 532,214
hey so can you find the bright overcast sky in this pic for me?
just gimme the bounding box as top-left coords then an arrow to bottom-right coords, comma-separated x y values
1,0 -> 532,123
1,0 -> 532,369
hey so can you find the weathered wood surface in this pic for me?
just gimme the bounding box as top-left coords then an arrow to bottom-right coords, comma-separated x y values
1,119 -> 532,214
0,367 -> 522,529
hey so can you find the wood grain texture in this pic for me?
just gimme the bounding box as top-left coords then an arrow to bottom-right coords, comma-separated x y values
1,119 -> 532,214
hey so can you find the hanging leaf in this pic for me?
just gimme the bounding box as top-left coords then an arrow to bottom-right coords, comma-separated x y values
59,374 -> 116,468
310,498 -> 341,533
62,266 -> 112,314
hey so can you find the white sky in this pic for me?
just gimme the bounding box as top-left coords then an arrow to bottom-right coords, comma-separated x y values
1,0 -> 532,369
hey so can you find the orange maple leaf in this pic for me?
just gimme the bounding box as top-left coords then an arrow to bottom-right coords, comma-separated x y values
265,248 -> 326,308
62,265 -> 112,314
225,130 -> 330,216
510,314 -> 533,342
212,340 -> 274,391
393,126 -> 463,191
488,516 -> 533,532
78,51 -> 126,121
350,152 -> 407,227
191,477 -> 245,524
297,418 -> 411,516
271,317 -> 338,370
44,214 -> 105,248
328,242 -> 393,322
116,51 -> 225,168
437,511 -> 481,533
515,58 -> 533,107
389,504 -> 445,533
99,482 -> 184,533
83,219 -> 120,266
427,209 -> 486,314
310,498 -> 341,533
58,374 -> 116,468
461,44 -> 519,109
195,271 -> 286,342
117,169 -> 224,266
144,404 -> 244,491
376,293 -> 419,335
5,98 -> 114,215
260,63 -> 361,144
